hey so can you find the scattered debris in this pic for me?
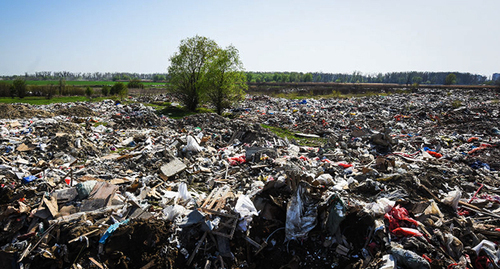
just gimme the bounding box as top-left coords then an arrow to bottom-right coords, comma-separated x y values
1,89 -> 500,268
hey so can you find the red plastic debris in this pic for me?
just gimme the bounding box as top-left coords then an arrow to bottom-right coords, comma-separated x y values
468,137 -> 479,143
392,227 -> 423,237
384,205 -> 419,232
338,163 -> 353,169
469,146 -> 488,155
228,155 -> 246,166
426,151 -> 443,158
422,254 -> 432,263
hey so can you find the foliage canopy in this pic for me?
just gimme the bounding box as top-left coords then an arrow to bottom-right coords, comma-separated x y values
168,35 -> 246,113
445,73 -> 457,85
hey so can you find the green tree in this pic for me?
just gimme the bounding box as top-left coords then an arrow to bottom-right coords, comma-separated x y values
110,82 -> 127,96
205,45 -> 247,115
118,84 -> 128,100
168,35 -> 218,111
58,78 -> 66,95
46,84 -> 56,99
128,78 -> 144,89
412,76 -> 423,84
13,78 -> 27,98
246,72 -> 253,83
272,73 -> 280,82
85,86 -> 94,99
101,85 -> 110,96
445,73 -> 457,85
0,81 -> 11,97
153,74 -> 166,82
303,73 -> 313,82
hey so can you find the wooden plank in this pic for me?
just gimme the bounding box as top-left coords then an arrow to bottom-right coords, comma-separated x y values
43,196 -> 58,217
89,257 -> 104,269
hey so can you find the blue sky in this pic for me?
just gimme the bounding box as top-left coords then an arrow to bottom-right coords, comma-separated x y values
1,0 -> 499,77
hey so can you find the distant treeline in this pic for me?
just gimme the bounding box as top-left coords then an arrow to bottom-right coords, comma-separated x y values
1,72 -> 168,82
0,71 -> 493,85
245,71 -> 489,85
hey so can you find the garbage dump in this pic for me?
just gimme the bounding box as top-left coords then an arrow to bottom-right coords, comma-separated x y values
0,88 -> 500,268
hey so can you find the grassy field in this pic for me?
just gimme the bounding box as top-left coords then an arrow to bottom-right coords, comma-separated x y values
261,124 -> 326,146
18,80 -> 167,87
0,96 -> 109,105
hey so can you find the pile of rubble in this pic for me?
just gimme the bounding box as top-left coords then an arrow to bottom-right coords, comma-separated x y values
0,89 -> 500,269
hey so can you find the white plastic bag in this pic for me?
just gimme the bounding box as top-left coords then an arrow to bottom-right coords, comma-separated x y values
442,189 -> 461,210
177,182 -> 192,202
472,240 -> 500,265
367,198 -> 395,216
184,136 -> 202,152
234,195 -> 259,231
315,174 -> 333,186
163,205 -> 189,222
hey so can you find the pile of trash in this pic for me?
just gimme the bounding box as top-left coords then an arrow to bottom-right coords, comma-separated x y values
0,89 -> 500,269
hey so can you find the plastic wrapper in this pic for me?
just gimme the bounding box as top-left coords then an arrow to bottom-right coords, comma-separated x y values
228,155 -> 246,166
177,182 -> 192,202
285,183 -> 318,241
314,173 -> 333,186
392,227 -> 423,237
75,180 -> 98,200
380,254 -> 395,269
163,205 -> 189,222
390,246 -> 430,269
234,195 -> 259,231
423,199 -> 443,217
366,198 -> 395,216
442,189 -> 461,210
384,205 -> 418,232
338,163 -> 353,169
184,135 -> 202,152
472,240 -> 500,265
326,194 -> 346,235
99,219 -> 130,244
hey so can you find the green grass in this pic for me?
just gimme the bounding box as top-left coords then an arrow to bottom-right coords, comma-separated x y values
93,121 -> 109,127
451,99 -> 463,108
261,124 -> 326,147
154,104 -> 215,119
0,96 -> 109,105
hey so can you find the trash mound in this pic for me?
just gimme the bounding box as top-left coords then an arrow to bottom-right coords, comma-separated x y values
1,90 -> 500,269
49,133 -> 102,158
57,105 -> 96,117
0,104 -> 54,119
113,111 -> 167,129
179,113 -> 279,145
